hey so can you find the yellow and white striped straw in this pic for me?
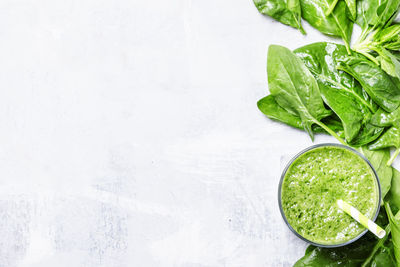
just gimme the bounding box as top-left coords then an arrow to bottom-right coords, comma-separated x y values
337,199 -> 386,239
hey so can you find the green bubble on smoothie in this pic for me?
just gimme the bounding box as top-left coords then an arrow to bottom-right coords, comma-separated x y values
281,146 -> 379,245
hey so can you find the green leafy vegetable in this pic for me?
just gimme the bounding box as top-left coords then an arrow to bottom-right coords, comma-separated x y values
293,243 -> 373,266
353,0 -> 400,78
338,57 -> 400,112
257,95 -> 303,129
368,127 -> 400,166
368,242 -> 396,266
300,0 -> 353,51
253,0 -> 305,33
318,115 -> 346,135
385,202 -> 400,265
257,95 -> 345,135
349,122 -> 384,147
375,24 -> 400,51
387,169 -> 400,211
379,47 -> 400,78
355,0 -> 380,28
368,126 -> 400,151
294,42 -> 374,142
359,147 -> 393,199
371,107 -> 400,127
361,224 -> 393,267
353,24 -> 400,79
258,43 -> 389,147
356,0 -> 400,35
266,45 -> 344,142
370,107 -> 400,165
373,0 -> 400,28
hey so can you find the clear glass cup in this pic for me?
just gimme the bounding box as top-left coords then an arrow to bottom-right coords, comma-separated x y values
278,143 -> 381,248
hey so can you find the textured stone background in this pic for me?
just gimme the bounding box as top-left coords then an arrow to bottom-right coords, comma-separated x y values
0,0 -> 368,266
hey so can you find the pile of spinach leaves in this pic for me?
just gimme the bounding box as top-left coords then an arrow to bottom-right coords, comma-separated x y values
258,43 -> 400,266
258,43 -> 400,152
255,0 -> 400,265
256,0 -> 400,164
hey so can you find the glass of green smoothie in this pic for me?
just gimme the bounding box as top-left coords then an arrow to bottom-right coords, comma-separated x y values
279,143 -> 381,247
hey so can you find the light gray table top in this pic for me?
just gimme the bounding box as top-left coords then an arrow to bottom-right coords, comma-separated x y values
0,0 -> 382,266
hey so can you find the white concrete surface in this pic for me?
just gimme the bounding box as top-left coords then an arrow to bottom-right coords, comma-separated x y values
0,0 -> 359,266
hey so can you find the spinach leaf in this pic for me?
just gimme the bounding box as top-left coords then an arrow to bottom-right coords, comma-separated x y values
356,0 -> 400,31
379,47 -> 400,78
354,27 -> 400,79
369,127 -> 400,149
372,0 -> 400,28
370,107 -> 400,165
387,168 -> 400,211
267,45 -> 343,141
293,245 -> 370,266
253,0 -> 305,33
367,242 -> 396,267
294,42 -> 374,142
369,127 -> 400,165
353,1 -> 400,76
257,95 -> 345,135
300,0 -> 353,50
375,24 -> 400,50
257,95 -> 303,129
359,147 -> 393,199
371,107 -> 400,127
356,0 -> 380,29
385,203 -> 400,265
319,115 -> 346,136
338,57 -> 400,112
349,122 -> 384,146
361,223 -> 394,267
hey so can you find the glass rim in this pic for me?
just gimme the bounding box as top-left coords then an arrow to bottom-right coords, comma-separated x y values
278,143 -> 381,248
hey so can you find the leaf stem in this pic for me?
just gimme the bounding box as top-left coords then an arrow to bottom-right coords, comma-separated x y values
325,0 -> 339,16
354,50 -> 380,65
355,27 -> 373,47
353,28 -> 379,59
299,25 -> 306,35
344,40 -> 351,55
314,120 -> 346,145
292,14 -> 306,35
387,147 -> 400,166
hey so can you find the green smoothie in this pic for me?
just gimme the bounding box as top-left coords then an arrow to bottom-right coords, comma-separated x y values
280,145 -> 379,245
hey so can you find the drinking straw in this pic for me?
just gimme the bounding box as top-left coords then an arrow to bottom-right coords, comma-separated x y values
337,199 -> 386,239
